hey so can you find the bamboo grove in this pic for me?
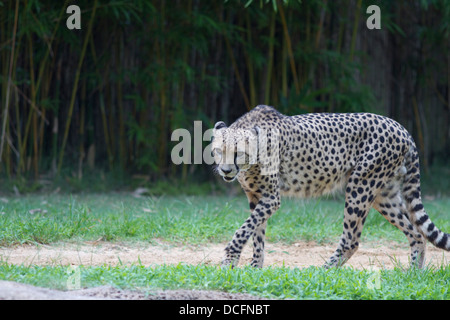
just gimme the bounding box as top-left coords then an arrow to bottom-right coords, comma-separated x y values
0,0 -> 449,183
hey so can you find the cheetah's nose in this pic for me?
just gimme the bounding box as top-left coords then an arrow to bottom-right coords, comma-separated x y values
221,168 -> 232,174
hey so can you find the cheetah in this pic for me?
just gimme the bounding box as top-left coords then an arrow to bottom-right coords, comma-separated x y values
212,105 -> 449,268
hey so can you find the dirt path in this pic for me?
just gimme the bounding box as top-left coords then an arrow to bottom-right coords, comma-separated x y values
2,241 -> 449,269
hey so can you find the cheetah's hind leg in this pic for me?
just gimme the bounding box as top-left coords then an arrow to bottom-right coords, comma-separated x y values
323,173 -> 375,268
373,184 -> 426,269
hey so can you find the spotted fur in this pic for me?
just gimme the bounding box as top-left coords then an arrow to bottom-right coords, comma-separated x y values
212,105 -> 449,268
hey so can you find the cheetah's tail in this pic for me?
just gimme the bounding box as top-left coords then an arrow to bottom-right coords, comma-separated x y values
402,145 -> 450,251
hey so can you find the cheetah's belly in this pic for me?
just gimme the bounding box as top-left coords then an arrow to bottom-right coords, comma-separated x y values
278,164 -> 351,198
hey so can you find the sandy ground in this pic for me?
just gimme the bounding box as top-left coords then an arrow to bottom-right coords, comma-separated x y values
1,240 -> 449,269
1,241 -> 449,299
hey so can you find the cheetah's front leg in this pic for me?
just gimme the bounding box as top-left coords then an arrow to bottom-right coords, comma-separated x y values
221,197 -> 279,268
251,221 -> 267,268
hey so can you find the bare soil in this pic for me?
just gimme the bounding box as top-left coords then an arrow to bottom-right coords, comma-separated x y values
1,241 -> 449,300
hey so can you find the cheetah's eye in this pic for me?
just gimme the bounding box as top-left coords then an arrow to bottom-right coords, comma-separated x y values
236,151 -> 245,158
213,148 -> 223,157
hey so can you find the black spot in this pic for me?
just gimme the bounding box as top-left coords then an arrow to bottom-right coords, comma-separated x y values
411,191 -> 420,199
415,214 -> 429,226
428,230 -> 439,242
437,234 -> 448,249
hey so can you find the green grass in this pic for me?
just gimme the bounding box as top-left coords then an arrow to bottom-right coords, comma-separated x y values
0,194 -> 245,245
1,193 -> 450,299
1,194 -> 449,246
1,263 -> 449,299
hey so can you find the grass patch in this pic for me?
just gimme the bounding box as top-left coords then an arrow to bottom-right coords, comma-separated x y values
1,262 -> 449,299
0,194 -> 244,245
0,194 -> 449,246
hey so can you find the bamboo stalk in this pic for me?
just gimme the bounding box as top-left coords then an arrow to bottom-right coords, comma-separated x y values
271,66 -> 278,106
0,3 -> 6,173
38,49 -> 55,168
277,0 -> 300,94
18,38 -> 38,174
245,11 -> 256,107
336,2 -> 345,54
28,34 -> 39,178
106,78 -> 115,160
315,0 -> 328,50
0,0 -> 19,164
14,83 -> 23,174
302,2 -> 311,88
78,78 -> 86,179
58,0 -> 98,175
412,96 -> 427,172
5,114 -> 11,177
50,56 -> 62,175
180,0 -> 193,182
99,93 -> 113,171
264,11 -> 276,105
89,32 -> 112,171
116,35 -> 126,172
349,0 -> 362,61
157,0 -> 168,175
281,34 -> 288,98
224,31 -> 251,111
0,2 -> 8,174
317,1 -> 328,113
306,3 -> 311,44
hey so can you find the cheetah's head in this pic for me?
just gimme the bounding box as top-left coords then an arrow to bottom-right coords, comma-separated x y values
212,121 -> 259,182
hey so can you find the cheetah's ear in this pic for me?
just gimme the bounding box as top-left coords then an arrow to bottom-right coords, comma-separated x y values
214,121 -> 227,130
